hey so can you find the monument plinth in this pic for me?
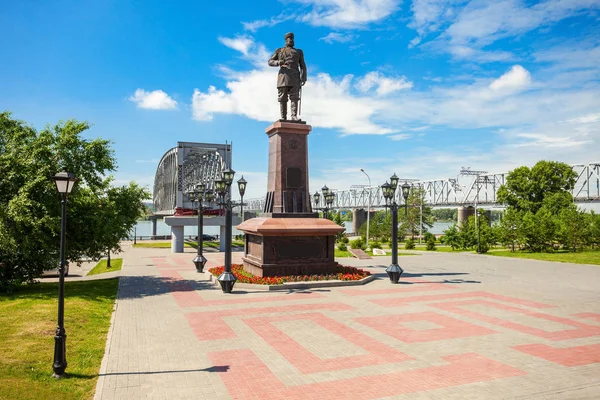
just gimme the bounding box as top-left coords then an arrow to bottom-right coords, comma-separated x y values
237,121 -> 345,277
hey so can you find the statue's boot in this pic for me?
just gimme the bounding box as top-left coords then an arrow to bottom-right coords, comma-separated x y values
280,102 -> 287,120
291,100 -> 299,120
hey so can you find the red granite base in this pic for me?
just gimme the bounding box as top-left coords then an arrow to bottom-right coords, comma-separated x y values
237,217 -> 345,278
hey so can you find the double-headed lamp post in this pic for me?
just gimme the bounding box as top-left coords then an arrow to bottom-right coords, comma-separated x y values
214,168 -> 247,293
360,169 -> 371,247
382,173 -> 403,284
51,171 -> 77,378
313,191 -> 321,212
188,183 -> 208,273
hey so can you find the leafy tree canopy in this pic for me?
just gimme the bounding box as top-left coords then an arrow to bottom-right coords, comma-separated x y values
0,111 -> 149,289
497,160 -> 577,213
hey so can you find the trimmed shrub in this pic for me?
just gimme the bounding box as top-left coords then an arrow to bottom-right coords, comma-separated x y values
350,237 -> 366,250
370,241 -> 382,249
426,237 -> 437,251
338,243 -> 348,251
405,238 -> 415,250
423,232 -> 436,243
341,236 -> 349,244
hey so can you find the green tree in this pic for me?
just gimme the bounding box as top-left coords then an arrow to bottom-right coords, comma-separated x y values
587,211 -> 600,249
497,207 -> 523,252
497,160 -> 577,214
442,224 -> 460,250
359,210 -> 391,242
399,187 -> 434,239
332,211 -> 346,242
520,208 -> 557,252
0,112 -> 149,290
557,207 -> 587,252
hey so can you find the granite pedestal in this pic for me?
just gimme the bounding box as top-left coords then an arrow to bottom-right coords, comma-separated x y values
237,121 -> 344,277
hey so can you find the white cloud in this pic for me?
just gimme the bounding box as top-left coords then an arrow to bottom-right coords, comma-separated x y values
568,113 -> 600,124
218,35 -> 254,56
242,14 -> 293,32
489,65 -> 531,92
445,0 -> 599,49
389,133 -> 412,140
129,89 -> 178,110
218,35 -> 271,67
192,69 -> 393,134
355,71 -> 413,95
410,0 -> 458,34
320,32 -> 356,43
295,0 -> 401,28
410,0 -> 600,60
513,133 -> 592,148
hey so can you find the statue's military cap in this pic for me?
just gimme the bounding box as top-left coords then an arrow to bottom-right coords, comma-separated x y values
284,32 -> 294,39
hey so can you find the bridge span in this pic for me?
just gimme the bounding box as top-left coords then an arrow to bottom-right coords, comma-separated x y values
242,162 -> 600,212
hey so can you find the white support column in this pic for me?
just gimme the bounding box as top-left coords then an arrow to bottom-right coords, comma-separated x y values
171,225 -> 184,253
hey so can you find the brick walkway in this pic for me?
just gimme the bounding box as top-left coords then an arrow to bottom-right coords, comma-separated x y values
94,246 -> 600,399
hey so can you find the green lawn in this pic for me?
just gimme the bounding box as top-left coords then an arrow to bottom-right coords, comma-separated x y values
486,248 -> 600,265
405,244 -> 471,253
0,279 -> 119,400
87,259 -> 123,276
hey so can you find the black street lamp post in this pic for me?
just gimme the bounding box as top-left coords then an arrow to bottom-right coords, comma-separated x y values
383,174 -> 409,284
188,183 -> 208,273
215,168 -> 247,293
313,191 -> 321,213
51,171 -> 77,378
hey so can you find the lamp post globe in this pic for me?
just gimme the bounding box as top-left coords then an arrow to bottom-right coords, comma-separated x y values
237,176 -> 247,220
390,173 -> 399,192
313,191 -> 320,210
50,171 -> 77,378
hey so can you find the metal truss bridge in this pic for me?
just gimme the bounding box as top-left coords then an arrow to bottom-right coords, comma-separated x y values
243,162 -> 600,211
153,141 -> 232,216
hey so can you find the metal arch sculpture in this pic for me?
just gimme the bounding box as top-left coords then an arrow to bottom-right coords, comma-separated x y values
153,142 -> 232,216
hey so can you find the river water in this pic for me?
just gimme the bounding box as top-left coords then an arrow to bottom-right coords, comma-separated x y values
130,219 -> 454,238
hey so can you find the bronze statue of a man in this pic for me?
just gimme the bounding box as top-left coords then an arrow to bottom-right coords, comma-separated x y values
268,32 -> 307,121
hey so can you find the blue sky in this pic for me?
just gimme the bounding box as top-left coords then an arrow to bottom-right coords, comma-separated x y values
1,0 -> 599,200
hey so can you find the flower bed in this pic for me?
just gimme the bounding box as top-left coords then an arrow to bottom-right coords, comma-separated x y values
208,264 -> 370,285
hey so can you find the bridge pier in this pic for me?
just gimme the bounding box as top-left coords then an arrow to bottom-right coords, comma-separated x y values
171,225 -> 185,252
352,209 -> 374,235
457,206 -> 475,227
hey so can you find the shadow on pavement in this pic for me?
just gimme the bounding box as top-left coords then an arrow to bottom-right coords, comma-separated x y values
99,365 -> 230,377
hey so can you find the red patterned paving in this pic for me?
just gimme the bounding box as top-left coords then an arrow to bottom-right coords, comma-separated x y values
355,311 -> 497,342
370,291 -> 555,309
340,278 -> 458,296
513,343 -> 600,366
186,303 -> 353,340
573,312 -> 600,323
208,349 -> 526,400
158,269 -> 326,308
430,299 -> 600,340
243,312 -> 411,373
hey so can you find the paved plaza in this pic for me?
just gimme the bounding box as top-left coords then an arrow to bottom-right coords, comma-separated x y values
93,245 -> 600,399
